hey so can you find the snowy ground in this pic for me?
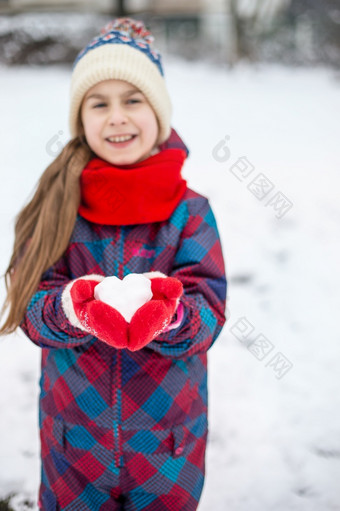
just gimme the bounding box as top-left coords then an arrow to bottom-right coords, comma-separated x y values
1,58 -> 340,510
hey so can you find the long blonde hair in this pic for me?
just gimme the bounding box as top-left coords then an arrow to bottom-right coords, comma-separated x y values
0,136 -> 93,334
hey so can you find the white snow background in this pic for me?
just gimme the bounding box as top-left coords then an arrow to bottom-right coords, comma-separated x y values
0,58 -> 340,510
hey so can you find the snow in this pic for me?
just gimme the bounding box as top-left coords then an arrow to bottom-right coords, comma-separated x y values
1,59 -> 340,509
94,274 -> 153,322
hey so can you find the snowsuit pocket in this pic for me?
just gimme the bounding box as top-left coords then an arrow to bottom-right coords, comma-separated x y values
122,415 -> 207,460
41,416 -> 115,480
172,415 -> 208,462
122,418 -> 208,500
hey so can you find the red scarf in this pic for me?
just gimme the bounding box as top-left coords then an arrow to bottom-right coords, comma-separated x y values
78,148 -> 187,225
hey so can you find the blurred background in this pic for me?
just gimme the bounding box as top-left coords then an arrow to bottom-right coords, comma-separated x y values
1,1 -> 340,511
0,0 -> 340,68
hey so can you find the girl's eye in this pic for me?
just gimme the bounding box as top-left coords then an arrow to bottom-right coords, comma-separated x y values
93,103 -> 107,108
127,98 -> 142,105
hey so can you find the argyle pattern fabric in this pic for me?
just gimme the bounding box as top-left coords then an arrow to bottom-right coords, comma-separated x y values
21,188 -> 227,510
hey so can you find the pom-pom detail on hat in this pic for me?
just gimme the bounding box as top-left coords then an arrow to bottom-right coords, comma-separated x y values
73,17 -> 163,76
100,18 -> 155,46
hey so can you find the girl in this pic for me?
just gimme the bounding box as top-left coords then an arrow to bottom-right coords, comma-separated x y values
1,18 -> 226,511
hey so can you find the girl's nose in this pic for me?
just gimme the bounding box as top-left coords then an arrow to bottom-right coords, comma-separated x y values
108,105 -> 128,125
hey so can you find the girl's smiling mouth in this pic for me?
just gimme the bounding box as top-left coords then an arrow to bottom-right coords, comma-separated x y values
106,134 -> 137,147
106,134 -> 136,142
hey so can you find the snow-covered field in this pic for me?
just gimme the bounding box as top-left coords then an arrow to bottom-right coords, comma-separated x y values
1,58 -> 340,510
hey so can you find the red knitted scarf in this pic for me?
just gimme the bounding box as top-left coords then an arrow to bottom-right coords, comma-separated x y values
78,148 -> 187,225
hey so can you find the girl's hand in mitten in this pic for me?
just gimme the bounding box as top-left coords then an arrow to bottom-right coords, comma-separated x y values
62,275 -> 129,349
128,273 -> 183,351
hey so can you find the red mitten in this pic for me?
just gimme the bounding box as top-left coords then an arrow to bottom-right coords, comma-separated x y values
81,300 -> 128,348
62,275 -> 129,349
128,276 -> 183,351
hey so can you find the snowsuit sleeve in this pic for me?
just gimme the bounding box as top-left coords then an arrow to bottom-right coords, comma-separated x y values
149,197 -> 227,359
20,256 -> 93,349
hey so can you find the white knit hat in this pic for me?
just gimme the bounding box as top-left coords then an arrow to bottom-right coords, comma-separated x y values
69,18 -> 172,144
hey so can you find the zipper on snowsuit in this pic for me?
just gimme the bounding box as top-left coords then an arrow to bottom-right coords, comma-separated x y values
112,226 -> 125,468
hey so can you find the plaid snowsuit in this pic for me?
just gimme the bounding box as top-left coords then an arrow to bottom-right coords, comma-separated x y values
21,183 -> 226,510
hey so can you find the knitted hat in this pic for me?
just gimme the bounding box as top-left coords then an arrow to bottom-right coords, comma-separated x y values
69,18 -> 172,144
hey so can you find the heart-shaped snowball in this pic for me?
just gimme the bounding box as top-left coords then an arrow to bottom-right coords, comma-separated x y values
94,273 -> 153,323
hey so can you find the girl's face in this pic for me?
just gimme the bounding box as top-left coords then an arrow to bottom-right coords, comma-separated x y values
80,79 -> 159,166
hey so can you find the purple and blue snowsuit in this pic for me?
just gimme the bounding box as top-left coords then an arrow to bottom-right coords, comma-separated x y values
21,143 -> 227,511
